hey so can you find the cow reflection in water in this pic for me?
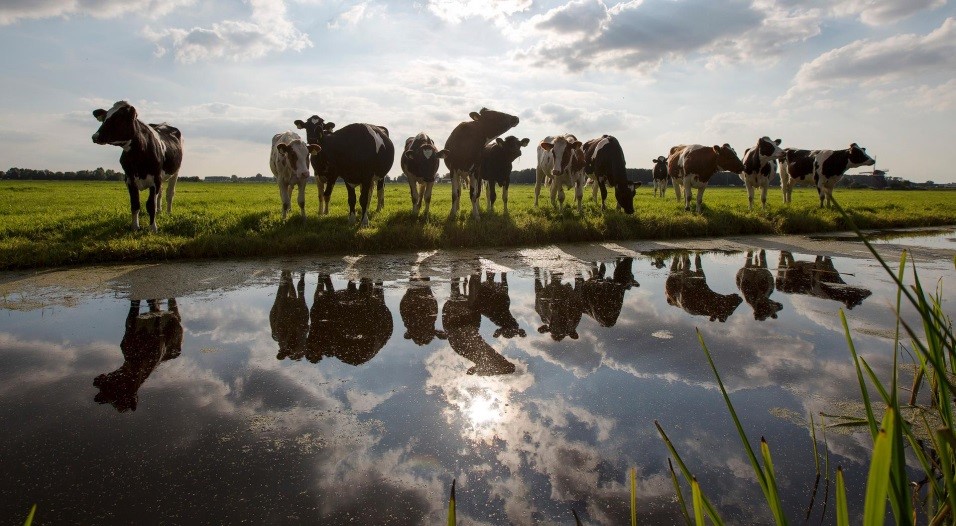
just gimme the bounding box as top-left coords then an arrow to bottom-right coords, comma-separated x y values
579,258 -> 639,327
665,253 -> 743,322
306,275 -> 393,366
442,276 -> 517,375
94,299 -> 183,412
400,277 -> 447,345
776,252 -> 872,309
472,272 -> 526,339
534,268 -> 584,341
270,271 -> 309,360
736,250 -> 783,321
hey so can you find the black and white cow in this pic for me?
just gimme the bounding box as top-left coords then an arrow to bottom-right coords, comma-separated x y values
400,277 -> 447,345
400,133 -> 448,217
444,108 -> 520,219
470,272 -> 526,339
735,250 -> 782,321
442,276 -> 517,376
270,131 -> 321,221
776,252 -> 872,309
91,101 -> 183,232
306,122 -> 395,226
779,148 -> 818,204
652,156 -> 668,198
582,135 -> 639,214
813,143 -> 875,208
739,137 -> 784,211
665,253 -> 742,322
270,271 -> 309,360
534,268 -> 584,341
474,135 -> 530,215
294,115 -> 338,215
535,134 -> 587,213
306,276 -> 393,365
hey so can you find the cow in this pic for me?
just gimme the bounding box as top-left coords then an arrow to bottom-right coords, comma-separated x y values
400,277 -> 447,345
442,276 -> 517,376
735,250 -> 783,321
671,144 -> 745,213
470,272 -> 526,338
474,136 -> 530,215
779,148 -> 818,204
775,252 -> 872,309
443,108 -> 520,219
814,143 -> 876,208
582,135 -> 639,214
665,253 -> 742,322
400,133 -> 449,217
302,120 -> 394,226
666,144 -> 689,201
293,115 -> 338,215
534,268 -> 584,341
270,271 -> 309,360
535,134 -> 587,213
270,131 -> 321,221
651,156 -> 668,198
93,299 -> 183,412
91,101 -> 183,232
306,276 -> 393,365
739,137 -> 784,211
579,257 -> 639,327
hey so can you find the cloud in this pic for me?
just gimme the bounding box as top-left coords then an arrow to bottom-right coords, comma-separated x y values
781,18 -> 956,102
146,0 -> 312,63
767,0 -> 946,25
425,0 -> 533,24
0,0 -> 193,25
533,102 -> 647,135
327,2 -> 371,29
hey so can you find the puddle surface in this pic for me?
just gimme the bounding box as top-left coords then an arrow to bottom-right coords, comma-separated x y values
1,240 -> 954,524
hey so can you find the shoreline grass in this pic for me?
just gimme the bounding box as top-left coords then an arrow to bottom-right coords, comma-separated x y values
1,180 -> 954,270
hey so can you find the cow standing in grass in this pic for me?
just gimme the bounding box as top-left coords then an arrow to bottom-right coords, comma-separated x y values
813,143 -> 875,208
582,135 -> 639,214
270,131 -> 320,222
739,137 -> 784,211
443,108 -> 520,219
652,156 -> 668,198
475,136 -> 530,215
91,101 -> 183,232
536,134 -> 587,213
779,148 -> 818,204
294,115 -> 337,215
670,144 -> 745,213
400,133 -> 448,217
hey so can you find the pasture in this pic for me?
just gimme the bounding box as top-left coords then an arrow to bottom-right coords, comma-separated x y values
1,180 -> 954,270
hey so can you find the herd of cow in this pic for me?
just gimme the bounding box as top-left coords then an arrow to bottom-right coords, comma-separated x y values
90,101 -> 876,233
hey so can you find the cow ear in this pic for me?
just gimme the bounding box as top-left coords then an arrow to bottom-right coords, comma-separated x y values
519,138 -> 530,147
93,109 -> 107,122
539,141 -> 553,151
308,144 -> 322,155
294,119 -> 306,129
403,151 -> 415,160
470,112 -> 482,121
324,122 -> 335,131
713,145 -> 721,153
774,138 -> 782,145
495,138 -> 504,147
437,149 -> 449,159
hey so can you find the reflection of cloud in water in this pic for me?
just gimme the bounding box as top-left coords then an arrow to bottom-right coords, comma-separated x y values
184,300 -> 271,346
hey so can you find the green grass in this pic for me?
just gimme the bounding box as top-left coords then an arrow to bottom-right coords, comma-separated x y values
1,180 -> 954,270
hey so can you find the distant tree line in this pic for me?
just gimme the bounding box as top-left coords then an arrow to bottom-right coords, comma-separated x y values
1,167 -> 201,182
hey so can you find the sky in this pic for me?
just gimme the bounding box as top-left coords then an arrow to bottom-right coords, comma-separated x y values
0,0 -> 954,182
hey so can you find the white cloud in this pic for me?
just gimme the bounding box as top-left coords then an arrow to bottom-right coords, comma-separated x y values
146,0 -> 312,63
0,0 -> 193,25
327,2 -> 371,29
425,0 -> 532,24
767,0 -> 947,26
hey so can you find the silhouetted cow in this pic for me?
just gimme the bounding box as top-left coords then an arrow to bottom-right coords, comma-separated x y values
665,253 -> 742,322
470,272 -> 526,338
442,277 -> 516,376
474,136 -> 530,216
306,276 -> 393,365
534,268 -> 584,341
652,156 -> 668,198
735,250 -> 783,321
579,258 -> 639,328
94,299 -> 183,412
270,271 -> 309,360
400,277 -> 447,346
400,133 -> 448,217
775,252 -> 872,309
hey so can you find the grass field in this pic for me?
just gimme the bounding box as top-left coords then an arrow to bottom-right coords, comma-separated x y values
1,180 -> 954,270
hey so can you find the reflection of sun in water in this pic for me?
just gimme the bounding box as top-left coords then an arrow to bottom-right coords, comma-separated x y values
456,385 -> 512,441
467,392 -> 503,426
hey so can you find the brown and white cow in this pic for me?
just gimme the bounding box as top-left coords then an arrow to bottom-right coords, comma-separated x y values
400,133 -> 448,217
666,145 -> 689,201
651,155 -> 668,198
665,253 -> 742,322
91,101 -> 183,232
535,134 -> 587,213
779,148 -> 818,204
735,250 -> 782,321
814,143 -> 875,208
442,276 -> 517,376
739,137 -> 784,211
270,131 -> 321,222
671,144 -> 745,213
443,108 -> 520,219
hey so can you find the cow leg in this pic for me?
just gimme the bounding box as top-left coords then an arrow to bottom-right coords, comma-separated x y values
746,181 -> 755,211
488,181 -> 497,212
816,185 -> 825,208
760,182 -> 768,210
502,182 -> 510,215
127,183 -> 141,231
408,178 -> 420,214
598,180 -> 608,210
346,184 -> 357,224
164,172 -> 178,214
672,177 -> 682,201
359,181 -> 372,227
376,178 -> 385,212
422,181 -> 434,217
280,183 -> 292,220
297,180 -> 307,223
683,177 -> 693,211
146,184 -> 158,233
695,185 -> 706,214
550,181 -> 560,211
450,170 -> 462,218
575,179 -> 583,215
591,177 -> 599,204
534,171 -> 544,207
469,173 -> 481,220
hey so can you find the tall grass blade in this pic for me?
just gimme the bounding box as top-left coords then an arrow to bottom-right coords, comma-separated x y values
842,310 -> 879,439
935,429 -> 956,523
668,458 -> 692,526
447,479 -> 456,526
655,421 -> 723,523
692,478 -> 706,526
805,413 -> 821,522
862,409 -> 895,526
631,467 -> 638,526
835,467 -> 849,526
23,504 -> 36,526
760,437 -> 786,523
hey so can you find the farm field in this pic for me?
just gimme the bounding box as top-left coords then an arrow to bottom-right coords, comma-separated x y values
1,179 -> 954,270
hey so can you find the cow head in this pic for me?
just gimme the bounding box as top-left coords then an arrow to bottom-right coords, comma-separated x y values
403,133 -> 448,164
495,136 -> 531,162
713,144 -> 745,173
652,156 -> 668,177
757,136 -> 784,160
91,101 -> 137,146
540,135 -> 584,176
294,115 -> 336,144
615,181 -> 640,215
276,139 -> 317,181
847,143 -> 875,167
469,107 -> 519,139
